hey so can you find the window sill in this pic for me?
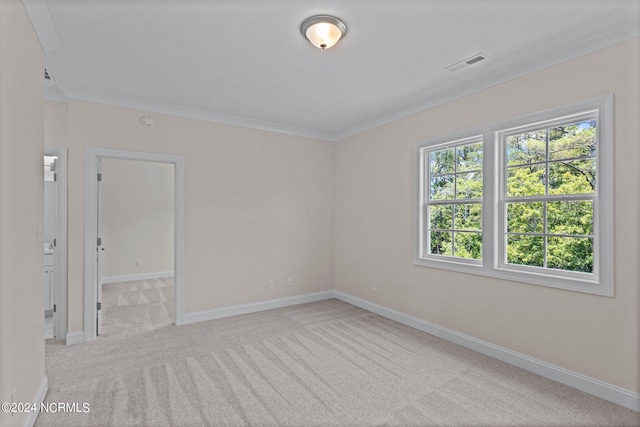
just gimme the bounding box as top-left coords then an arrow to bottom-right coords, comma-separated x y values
414,257 -> 613,297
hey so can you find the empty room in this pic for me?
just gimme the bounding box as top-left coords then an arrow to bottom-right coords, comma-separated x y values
1,1 -> 639,426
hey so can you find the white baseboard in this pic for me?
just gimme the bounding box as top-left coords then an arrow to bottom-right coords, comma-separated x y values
24,376 -> 48,427
101,271 -> 174,284
183,291 -> 335,325
333,291 -> 640,413
65,331 -> 84,346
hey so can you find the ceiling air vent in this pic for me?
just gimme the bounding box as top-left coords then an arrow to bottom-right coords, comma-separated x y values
445,53 -> 487,73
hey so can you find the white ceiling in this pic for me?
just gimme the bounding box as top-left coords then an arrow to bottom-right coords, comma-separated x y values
26,0 -> 640,140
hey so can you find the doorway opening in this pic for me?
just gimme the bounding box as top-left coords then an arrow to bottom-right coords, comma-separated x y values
84,148 -> 184,342
98,157 -> 175,337
44,155 -> 56,338
44,147 -> 67,342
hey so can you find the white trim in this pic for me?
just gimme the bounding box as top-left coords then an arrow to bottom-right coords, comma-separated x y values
182,291 -> 335,325
334,291 -> 640,412
44,147 -> 68,342
63,87 -> 336,141
44,80 -> 68,103
101,271 -> 174,284
493,99 -> 613,294
23,376 -> 48,427
65,331 -> 84,346
84,148 -> 185,342
414,95 -> 614,297
420,135 -> 484,262
22,0 -> 61,54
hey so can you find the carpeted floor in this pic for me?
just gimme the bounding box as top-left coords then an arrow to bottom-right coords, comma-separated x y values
100,277 -> 175,337
37,296 -> 639,426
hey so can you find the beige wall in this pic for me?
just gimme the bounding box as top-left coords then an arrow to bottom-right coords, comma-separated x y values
44,101 -> 68,148
46,100 -> 334,332
101,158 -> 174,277
0,1 -> 46,426
334,37 -> 640,393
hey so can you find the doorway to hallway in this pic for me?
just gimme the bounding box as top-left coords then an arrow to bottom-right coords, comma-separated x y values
84,148 -> 185,342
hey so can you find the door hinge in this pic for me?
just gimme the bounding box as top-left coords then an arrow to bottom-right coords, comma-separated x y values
97,237 -> 102,246
53,304 -> 56,313
54,173 -> 57,182
97,302 -> 102,311
97,173 -> 102,182
53,238 -> 57,248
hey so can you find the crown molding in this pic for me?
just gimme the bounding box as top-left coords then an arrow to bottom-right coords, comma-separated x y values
63,87 -> 338,141
22,0 -> 61,54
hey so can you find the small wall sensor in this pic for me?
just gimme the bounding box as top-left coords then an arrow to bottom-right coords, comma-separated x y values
140,115 -> 156,128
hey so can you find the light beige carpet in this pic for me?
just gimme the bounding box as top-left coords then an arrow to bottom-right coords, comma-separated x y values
100,277 -> 175,337
37,298 -> 639,426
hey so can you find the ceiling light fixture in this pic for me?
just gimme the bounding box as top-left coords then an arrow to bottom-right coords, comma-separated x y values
301,15 -> 347,50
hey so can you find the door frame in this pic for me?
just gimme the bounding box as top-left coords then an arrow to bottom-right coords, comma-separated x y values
96,157 -> 103,335
84,148 -> 185,342
45,146 -> 67,341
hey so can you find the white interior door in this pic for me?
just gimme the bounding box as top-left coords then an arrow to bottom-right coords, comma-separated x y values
96,158 -> 104,335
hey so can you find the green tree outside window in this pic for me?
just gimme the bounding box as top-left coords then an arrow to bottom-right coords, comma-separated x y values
427,141 -> 483,260
505,120 -> 596,273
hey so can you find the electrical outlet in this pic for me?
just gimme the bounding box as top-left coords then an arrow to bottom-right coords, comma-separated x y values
372,282 -> 377,292
268,279 -> 275,289
288,277 -> 293,286
136,259 -> 143,267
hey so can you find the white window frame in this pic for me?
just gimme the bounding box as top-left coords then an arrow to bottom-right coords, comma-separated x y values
414,95 -> 613,296
419,135 -> 484,266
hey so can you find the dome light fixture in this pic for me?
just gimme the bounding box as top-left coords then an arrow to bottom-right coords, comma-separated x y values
301,15 -> 347,50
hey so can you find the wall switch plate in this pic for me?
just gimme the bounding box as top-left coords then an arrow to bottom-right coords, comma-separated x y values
269,279 -> 275,289
372,282 -> 377,292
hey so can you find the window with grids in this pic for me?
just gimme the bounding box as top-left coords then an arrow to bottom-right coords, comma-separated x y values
500,115 -> 597,275
416,96 -> 612,295
424,137 -> 483,261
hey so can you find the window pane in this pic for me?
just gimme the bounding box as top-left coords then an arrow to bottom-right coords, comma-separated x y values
430,175 -> 455,200
456,172 -> 482,199
506,165 -> 545,197
548,121 -> 596,161
454,232 -> 482,259
430,148 -> 455,175
506,130 -> 546,166
548,159 -> 596,195
430,231 -> 452,256
547,200 -> 593,236
454,204 -> 481,231
507,235 -> 544,267
456,143 -> 483,172
507,202 -> 543,233
547,237 -> 593,273
429,205 -> 453,230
